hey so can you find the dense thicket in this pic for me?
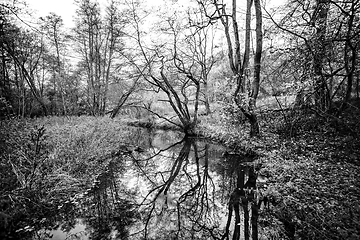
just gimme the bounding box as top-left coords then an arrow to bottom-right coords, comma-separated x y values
265,0 -> 360,113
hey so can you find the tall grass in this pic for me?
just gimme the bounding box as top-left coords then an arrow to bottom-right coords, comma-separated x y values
0,116 -> 136,238
42,117 -> 132,175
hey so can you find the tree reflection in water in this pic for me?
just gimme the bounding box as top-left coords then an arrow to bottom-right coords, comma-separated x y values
125,132 -> 265,240
43,130 -> 268,240
79,155 -> 139,239
223,159 -> 263,240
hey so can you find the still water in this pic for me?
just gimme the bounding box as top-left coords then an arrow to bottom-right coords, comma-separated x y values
34,128 -> 273,240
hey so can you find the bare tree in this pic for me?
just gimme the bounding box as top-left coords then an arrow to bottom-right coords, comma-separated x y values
187,8 -> 217,114
40,13 -> 68,115
74,0 -> 126,116
124,0 -> 216,135
2,24 -> 48,116
198,0 -> 263,137
101,0 -> 126,113
73,0 -> 102,115
109,71 -> 141,118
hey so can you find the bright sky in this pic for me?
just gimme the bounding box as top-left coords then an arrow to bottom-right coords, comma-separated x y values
25,0 -> 285,29
25,0 -> 77,28
25,0 -> 163,28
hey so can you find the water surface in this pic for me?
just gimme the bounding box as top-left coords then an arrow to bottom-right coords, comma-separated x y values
35,128 -> 272,240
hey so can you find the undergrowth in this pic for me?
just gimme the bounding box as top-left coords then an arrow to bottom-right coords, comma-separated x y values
197,100 -> 360,239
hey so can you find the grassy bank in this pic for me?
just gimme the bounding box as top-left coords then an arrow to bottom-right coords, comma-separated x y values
0,117 -> 137,239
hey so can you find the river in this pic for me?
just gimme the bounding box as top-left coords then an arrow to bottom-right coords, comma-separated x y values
34,128 -> 273,240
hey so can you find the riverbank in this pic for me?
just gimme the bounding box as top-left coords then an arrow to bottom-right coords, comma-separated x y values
195,106 -> 360,239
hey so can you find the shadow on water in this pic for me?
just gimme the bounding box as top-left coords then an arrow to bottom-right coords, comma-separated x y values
33,128 -> 275,240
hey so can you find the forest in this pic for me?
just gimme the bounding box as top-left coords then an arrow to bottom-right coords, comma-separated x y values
0,0 -> 359,239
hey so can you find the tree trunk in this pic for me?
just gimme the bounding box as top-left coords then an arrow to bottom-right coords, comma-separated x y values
245,0 -> 263,138
230,0 -> 261,137
356,72 -> 359,99
313,0 -> 330,111
202,81 -> 211,114
245,111 -> 259,137
110,96 -> 126,119
252,0 -> 263,103
337,2 -> 357,115
52,20 -> 67,116
193,82 -> 200,126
